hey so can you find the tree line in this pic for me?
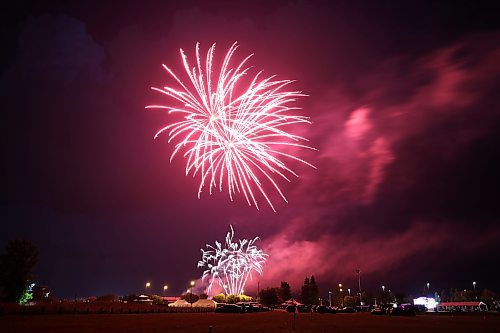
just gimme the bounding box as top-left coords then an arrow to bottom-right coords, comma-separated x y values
258,276 -> 321,306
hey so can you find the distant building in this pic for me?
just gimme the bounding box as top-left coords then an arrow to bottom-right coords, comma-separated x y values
438,301 -> 488,312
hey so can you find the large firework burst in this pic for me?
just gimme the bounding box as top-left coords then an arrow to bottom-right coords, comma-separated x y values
198,225 -> 267,296
148,42 -> 315,211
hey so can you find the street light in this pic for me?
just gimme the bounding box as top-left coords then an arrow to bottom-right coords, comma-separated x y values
163,285 -> 168,294
473,281 -> 477,300
382,285 -> 385,292
328,291 -> 332,307
426,282 -> 430,291
145,282 -> 151,294
348,288 -> 351,296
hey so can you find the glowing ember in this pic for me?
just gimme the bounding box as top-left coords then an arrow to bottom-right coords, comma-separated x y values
198,225 -> 267,296
148,42 -> 315,211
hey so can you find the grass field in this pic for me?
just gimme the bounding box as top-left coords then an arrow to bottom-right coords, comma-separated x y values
1,311 -> 499,333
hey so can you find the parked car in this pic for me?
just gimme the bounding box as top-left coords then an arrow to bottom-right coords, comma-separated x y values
236,303 -> 257,312
337,307 -> 355,313
257,304 -> 271,312
371,307 -> 387,315
315,305 -> 337,314
297,305 -> 311,313
355,305 -> 371,312
413,304 -> 427,313
215,304 -> 243,313
389,306 -> 416,316
315,305 -> 328,313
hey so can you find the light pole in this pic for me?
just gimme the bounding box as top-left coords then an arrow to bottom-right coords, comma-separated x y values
356,269 -> 363,305
426,282 -> 430,293
145,282 -> 151,295
348,288 -> 351,296
473,281 -> 477,300
163,285 -> 168,295
328,291 -> 332,307
339,284 -> 343,307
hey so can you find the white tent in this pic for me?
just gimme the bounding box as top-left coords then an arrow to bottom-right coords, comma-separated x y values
134,295 -> 153,304
282,299 -> 302,306
413,297 -> 437,311
168,299 -> 191,307
192,299 -> 217,308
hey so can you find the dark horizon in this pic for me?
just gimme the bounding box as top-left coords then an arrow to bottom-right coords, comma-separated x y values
1,0 -> 500,299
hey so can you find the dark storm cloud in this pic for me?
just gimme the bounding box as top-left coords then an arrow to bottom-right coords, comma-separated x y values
1,1 -> 500,297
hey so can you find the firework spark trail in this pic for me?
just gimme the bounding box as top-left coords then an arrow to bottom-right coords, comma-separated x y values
198,225 -> 267,296
148,42 -> 315,211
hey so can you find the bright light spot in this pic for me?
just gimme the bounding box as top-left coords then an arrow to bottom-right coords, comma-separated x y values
413,297 -> 437,311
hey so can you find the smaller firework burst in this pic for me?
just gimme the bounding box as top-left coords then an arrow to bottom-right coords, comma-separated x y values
198,225 -> 267,296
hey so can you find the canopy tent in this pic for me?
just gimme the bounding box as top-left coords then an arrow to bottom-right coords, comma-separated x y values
192,299 -> 217,308
134,295 -> 153,304
167,299 -> 191,307
282,299 -> 303,306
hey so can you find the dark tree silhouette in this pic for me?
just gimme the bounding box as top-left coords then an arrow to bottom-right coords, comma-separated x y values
279,281 -> 292,302
181,292 -> 199,303
0,240 -> 38,302
300,275 -> 319,305
258,287 -> 280,306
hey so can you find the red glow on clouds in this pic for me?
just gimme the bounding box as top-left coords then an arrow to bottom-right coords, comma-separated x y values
237,32 -> 500,292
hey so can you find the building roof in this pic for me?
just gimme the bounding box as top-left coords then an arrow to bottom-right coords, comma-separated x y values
161,296 -> 180,302
439,302 -> 485,307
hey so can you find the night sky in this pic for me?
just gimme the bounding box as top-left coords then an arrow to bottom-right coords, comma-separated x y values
1,0 -> 500,299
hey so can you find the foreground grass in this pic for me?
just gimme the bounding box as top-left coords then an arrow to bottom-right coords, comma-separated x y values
1,311 -> 499,333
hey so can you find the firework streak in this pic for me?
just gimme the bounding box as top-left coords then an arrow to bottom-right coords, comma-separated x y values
198,225 -> 267,296
148,42 -> 315,211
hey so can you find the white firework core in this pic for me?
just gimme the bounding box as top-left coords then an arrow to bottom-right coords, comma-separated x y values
148,42 -> 315,211
197,225 -> 268,296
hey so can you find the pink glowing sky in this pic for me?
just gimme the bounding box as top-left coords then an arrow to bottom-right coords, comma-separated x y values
1,1 -> 500,297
